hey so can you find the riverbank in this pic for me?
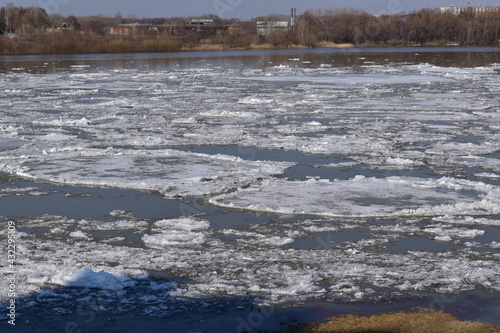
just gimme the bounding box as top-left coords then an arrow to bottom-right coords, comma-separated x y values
0,33 -> 481,56
0,35 -> 355,56
295,309 -> 500,333
2,4 -> 499,56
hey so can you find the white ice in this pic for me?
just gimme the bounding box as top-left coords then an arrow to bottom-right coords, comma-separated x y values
210,175 -> 500,217
1,210 -> 499,308
142,217 -> 211,247
51,268 -> 137,291
243,73 -> 452,85
1,148 -> 294,198
0,136 -> 26,151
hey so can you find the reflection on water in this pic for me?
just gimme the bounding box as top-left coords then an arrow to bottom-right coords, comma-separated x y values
1,47 -> 499,74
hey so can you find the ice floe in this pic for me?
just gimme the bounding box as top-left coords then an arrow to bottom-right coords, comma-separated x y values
0,136 -> 27,152
1,148 -> 294,198
142,217 -> 211,247
243,74 -> 452,85
51,268 -> 136,291
210,176 -> 500,217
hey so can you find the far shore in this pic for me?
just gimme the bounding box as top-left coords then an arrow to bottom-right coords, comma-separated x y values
2,39 -> 488,57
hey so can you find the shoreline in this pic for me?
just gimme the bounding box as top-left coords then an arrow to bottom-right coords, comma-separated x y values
1,39 -> 498,57
295,309 -> 500,333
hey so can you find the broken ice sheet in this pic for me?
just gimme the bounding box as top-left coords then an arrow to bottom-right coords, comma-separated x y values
0,136 -> 27,152
5,148 -> 294,198
209,175 -> 500,217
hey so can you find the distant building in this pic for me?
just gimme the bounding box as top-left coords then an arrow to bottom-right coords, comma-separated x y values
110,27 -> 132,35
189,19 -> 214,27
440,4 -> 500,15
257,8 -> 297,36
256,21 -> 290,36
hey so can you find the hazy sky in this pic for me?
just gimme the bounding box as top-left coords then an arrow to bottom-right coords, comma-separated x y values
3,0 -> 500,19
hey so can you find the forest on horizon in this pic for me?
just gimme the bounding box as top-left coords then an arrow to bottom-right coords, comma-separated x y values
1,3 -> 499,55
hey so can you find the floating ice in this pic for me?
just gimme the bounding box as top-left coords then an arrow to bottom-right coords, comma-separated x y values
427,142 -> 498,156
69,230 -> 91,239
142,232 -> 207,247
432,216 -> 500,226
237,96 -> 273,104
448,155 -> 500,172
3,148 -> 294,198
142,217 -> 211,247
210,176 -> 500,217
34,117 -> 92,127
244,74 -> 452,85
0,136 -> 26,152
474,173 -> 500,179
1,56 -> 500,313
39,133 -> 75,141
386,157 -> 422,166
51,268 -> 136,290
409,63 -> 499,77
1,213 -> 499,308
259,236 -> 295,246
423,226 -> 485,240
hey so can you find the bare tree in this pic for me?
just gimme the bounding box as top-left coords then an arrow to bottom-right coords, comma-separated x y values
4,2 -> 16,33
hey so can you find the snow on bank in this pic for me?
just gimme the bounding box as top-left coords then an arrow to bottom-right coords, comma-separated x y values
209,175 -> 500,217
1,148 -> 294,198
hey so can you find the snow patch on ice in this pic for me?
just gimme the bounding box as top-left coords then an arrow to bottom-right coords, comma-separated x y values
51,268 -> 136,290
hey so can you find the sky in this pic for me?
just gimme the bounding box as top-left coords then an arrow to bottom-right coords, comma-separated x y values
2,0 -> 499,19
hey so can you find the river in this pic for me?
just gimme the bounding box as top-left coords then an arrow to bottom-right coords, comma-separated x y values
1,47 -> 499,332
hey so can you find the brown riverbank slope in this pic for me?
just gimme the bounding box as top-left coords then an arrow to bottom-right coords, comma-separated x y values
287,309 -> 500,333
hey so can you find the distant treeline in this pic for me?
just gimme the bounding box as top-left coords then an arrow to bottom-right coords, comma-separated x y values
0,4 -> 499,55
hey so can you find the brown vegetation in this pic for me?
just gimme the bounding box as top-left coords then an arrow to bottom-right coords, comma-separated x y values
298,309 -> 500,333
0,3 -> 499,55
297,8 -> 500,47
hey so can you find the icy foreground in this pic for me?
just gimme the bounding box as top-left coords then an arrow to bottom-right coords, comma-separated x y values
0,54 -> 499,313
0,214 -> 499,313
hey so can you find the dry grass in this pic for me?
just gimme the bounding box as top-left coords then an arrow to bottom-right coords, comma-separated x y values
249,43 -> 276,50
302,309 -> 500,333
191,43 -> 227,51
318,41 -> 355,48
